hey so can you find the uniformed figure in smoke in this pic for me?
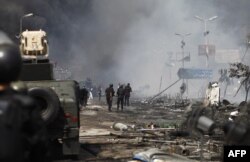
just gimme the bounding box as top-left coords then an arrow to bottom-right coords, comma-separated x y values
98,87 -> 102,101
116,84 -> 125,111
124,83 -> 132,106
105,84 -> 115,111
80,86 -> 89,107
0,43 -> 47,162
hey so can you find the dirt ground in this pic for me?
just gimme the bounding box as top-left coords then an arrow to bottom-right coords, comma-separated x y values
80,97 -> 185,131
78,97 -> 223,162
78,97 -> 184,161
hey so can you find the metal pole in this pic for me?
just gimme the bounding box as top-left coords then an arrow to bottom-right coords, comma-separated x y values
182,41 -> 184,84
148,79 -> 181,102
204,20 -> 208,44
175,33 -> 191,97
175,33 -> 191,69
20,18 -> 22,36
182,41 -> 184,68
19,13 -> 34,36
204,20 -> 209,67
195,16 -> 218,68
159,76 -> 162,93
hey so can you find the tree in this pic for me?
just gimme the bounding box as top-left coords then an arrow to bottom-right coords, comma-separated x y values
229,63 -> 250,102
218,69 -> 231,97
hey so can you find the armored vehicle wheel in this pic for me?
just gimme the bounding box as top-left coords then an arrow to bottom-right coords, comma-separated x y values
29,87 -> 60,124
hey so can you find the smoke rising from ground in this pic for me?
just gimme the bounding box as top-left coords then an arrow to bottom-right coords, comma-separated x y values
0,0 -> 249,99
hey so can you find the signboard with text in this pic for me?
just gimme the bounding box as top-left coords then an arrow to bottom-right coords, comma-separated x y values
177,68 -> 213,79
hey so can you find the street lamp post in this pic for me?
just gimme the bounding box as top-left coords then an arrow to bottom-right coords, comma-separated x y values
194,15 -> 218,67
19,13 -> 34,36
175,33 -> 191,97
175,33 -> 191,70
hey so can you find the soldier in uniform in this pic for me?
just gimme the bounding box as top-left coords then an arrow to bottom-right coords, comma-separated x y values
117,84 -> 125,111
0,43 -> 47,162
98,86 -> 102,101
80,86 -> 89,107
124,83 -> 132,106
105,84 -> 115,111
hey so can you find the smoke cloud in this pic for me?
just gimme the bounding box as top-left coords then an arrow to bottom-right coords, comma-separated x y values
0,0 -> 249,99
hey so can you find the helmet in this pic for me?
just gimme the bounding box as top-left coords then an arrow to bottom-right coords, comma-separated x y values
0,43 -> 22,83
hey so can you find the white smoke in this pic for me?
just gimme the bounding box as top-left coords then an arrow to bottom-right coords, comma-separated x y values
0,0 -> 249,100
86,0 -> 240,96
0,31 -> 12,44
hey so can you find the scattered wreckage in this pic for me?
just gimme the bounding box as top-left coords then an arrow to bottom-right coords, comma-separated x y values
79,77 -> 250,162
79,70 -> 249,162
80,99 -> 228,161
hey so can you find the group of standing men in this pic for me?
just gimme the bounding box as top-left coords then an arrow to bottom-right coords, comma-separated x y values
105,83 -> 132,112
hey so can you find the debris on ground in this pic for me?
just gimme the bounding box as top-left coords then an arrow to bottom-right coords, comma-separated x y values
79,97 -> 226,161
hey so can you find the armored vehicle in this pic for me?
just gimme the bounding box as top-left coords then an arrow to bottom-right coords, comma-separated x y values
18,28 -> 80,157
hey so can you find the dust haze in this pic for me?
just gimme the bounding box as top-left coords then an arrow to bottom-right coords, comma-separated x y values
0,0 -> 249,98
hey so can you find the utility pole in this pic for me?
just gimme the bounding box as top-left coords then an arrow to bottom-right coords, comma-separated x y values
19,13 -> 34,37
159,76 -> 162,93
175,33 -> 191,98
175,33 -> 191,82
194,15 -> 218,68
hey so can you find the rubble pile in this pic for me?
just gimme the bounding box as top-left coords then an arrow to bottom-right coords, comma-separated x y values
79,98 -> 231,162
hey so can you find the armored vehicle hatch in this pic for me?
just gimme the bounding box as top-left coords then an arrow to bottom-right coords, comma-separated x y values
20,29 -> 49,60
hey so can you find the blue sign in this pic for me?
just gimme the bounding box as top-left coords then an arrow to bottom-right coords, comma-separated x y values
177,68 -> 213,79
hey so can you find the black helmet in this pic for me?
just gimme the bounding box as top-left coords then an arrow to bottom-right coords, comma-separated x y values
0,43 -> 22,83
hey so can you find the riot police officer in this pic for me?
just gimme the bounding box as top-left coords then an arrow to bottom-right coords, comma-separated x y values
124,83 -> 132,106
80,86 -> 89,107
0,43 -> 47,162
117,84 -> 125,111
105,84 -> 115,111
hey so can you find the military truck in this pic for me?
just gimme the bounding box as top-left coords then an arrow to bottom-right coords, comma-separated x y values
18,29 -> 80,157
